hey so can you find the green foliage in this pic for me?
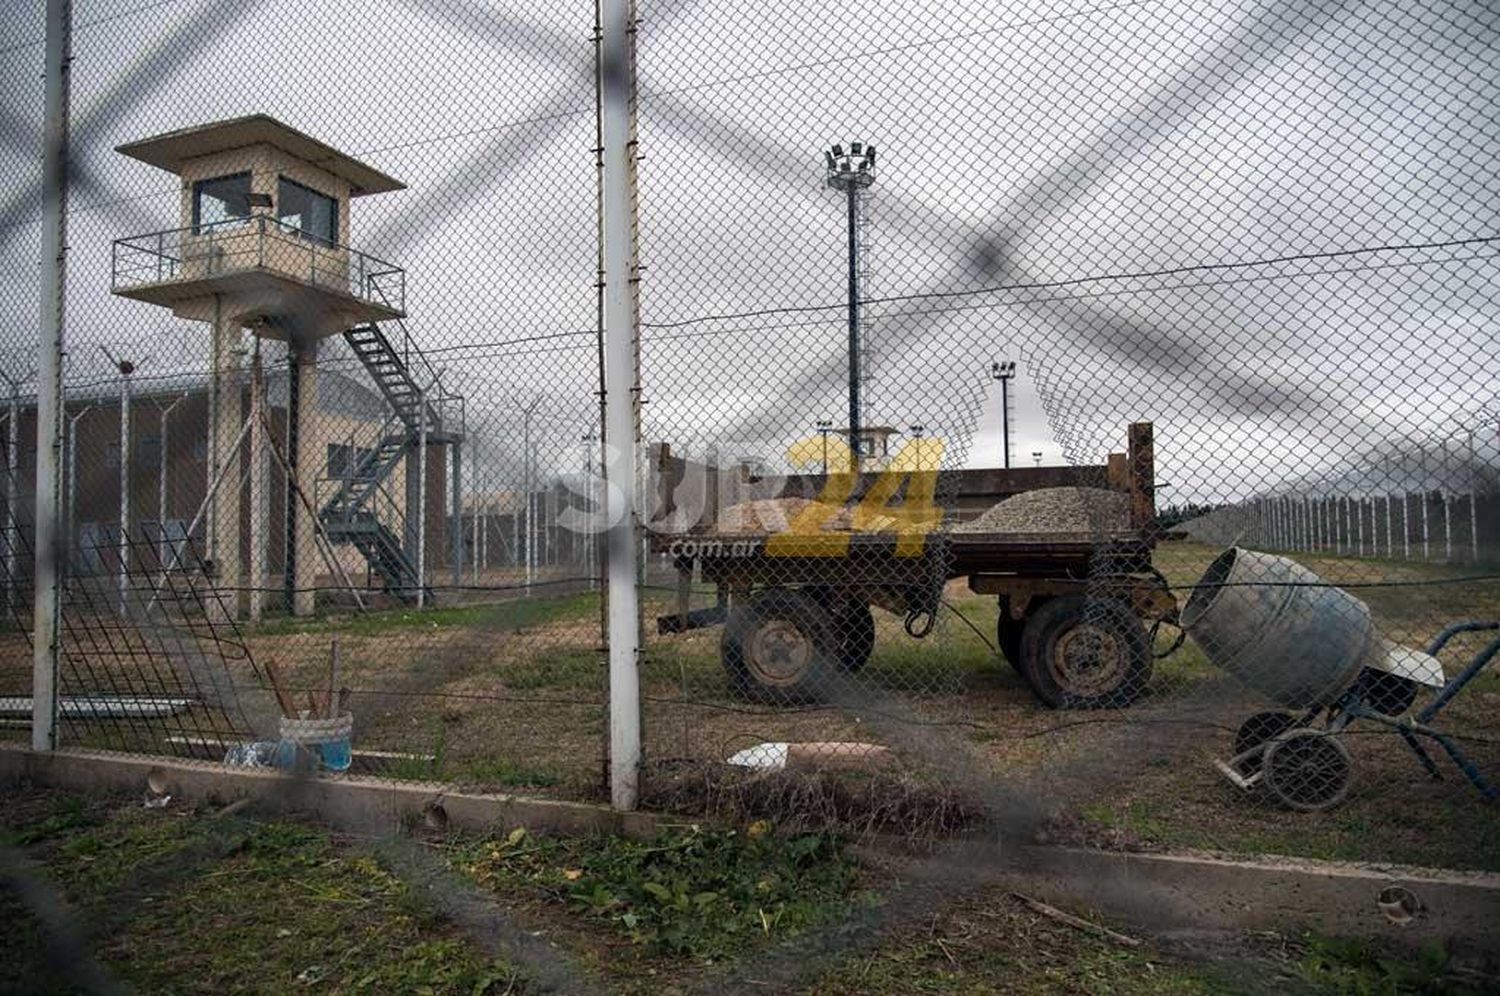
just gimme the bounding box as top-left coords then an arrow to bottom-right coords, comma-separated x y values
456,757 -> 563,789
254,591 -> 598,636
0,794 -> 103,847
0,795 -> 520,995
457,823 -> 861,960
1293,934 -> 1463,995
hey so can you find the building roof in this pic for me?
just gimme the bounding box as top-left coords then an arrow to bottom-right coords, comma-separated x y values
115,115 -> 405,196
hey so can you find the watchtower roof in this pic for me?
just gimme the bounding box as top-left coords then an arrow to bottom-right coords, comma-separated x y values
115,114 -> 404,196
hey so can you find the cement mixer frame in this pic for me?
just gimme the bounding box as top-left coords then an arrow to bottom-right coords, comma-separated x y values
1216,620 -> 1500,811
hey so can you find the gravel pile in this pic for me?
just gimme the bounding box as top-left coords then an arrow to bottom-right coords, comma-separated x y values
952,486 -> 1130,535
714,498 -> 900,535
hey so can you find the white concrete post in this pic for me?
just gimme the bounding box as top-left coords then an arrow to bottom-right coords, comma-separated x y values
248,350 -> 265,623
32,0 -> 71,751
65,406 -> 90,582
1385,494 -> 1393,558
292,342 -> 318,616
1469,431 -> 1480,564
4,375 -> 19,620
156,394 -> 186,572
416,387 -> 427,609
107,353 -> 134,617
602,0 -> 642,811
471,435 -> 480,585
208,308 -> 242,620
1402,490 -> 1411,560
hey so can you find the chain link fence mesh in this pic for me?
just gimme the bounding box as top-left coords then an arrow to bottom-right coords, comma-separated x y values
0,0 -> 1495,870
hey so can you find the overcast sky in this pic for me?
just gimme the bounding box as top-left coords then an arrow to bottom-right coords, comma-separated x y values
1,0 -> 1495,505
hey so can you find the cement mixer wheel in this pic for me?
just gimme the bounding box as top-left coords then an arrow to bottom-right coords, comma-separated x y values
1232,711 -> 1298,776
1262,728 -> 1352,811
1020,595 -> 1150,709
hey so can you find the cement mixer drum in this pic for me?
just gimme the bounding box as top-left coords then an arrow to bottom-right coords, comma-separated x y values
1182,547 -> 1377,709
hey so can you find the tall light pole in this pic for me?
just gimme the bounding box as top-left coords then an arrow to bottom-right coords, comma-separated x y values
825,141 -> 875,450
1032,451 -> 1043,468
815,418 -> 832,475
990,360 -> 1015,469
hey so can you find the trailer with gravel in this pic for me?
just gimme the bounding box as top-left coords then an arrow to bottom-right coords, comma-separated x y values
653,423 -> 1178,709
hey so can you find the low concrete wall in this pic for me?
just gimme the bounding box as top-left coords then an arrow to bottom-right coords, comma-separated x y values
1000,843 -> 1500,953
0,743 -> 659,840
4,744 -> 1496,951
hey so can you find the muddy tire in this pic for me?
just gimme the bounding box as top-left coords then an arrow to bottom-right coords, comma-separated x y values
722,589 -> 838,703
1019,594 -> 1150,709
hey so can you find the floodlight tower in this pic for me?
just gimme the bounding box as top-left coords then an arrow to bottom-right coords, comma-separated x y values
990,360 -> 1016,469
825,141 -> 876,452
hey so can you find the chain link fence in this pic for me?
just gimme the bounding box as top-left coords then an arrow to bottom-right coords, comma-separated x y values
1,0 -> 1497,869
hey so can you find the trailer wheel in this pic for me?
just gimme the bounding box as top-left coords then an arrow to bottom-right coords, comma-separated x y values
1019,595 -> 1150,709
722,589 -> 838,703
833,601 -> 876,673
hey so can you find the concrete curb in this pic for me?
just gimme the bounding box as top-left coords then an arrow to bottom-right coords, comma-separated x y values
997,842 -> 1500,951
0,743 -> 661,839
4,743 -> 1497,950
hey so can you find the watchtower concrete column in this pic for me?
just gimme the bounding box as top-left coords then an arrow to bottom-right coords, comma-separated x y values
291,341 -> 319,616
208,307 -> 242,620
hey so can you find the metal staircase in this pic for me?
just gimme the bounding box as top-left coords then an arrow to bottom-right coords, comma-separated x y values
319,322 -> 458,603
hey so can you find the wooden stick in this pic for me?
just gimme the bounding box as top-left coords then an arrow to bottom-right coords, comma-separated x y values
262,660 -> 297,718
1010,893 -> 1142,948
327,637 -> 341,718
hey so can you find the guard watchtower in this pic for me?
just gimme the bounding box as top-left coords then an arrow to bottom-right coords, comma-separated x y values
112,115 -> 448,618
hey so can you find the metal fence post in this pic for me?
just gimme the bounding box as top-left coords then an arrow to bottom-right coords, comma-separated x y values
32,0 -> 72,752
601,0 -> 641,811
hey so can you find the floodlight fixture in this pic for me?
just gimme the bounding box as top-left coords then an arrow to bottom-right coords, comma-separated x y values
824,140 -> 876,190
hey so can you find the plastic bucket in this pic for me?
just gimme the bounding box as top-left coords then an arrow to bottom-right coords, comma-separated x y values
278,712 -> 354,772
1182,547 -> 1376,708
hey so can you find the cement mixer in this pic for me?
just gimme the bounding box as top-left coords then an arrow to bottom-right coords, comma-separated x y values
1183,547 -> 1496,810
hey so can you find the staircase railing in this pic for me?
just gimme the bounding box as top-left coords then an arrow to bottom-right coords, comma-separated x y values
316,415 -> 407,523
357,290 -> 466,444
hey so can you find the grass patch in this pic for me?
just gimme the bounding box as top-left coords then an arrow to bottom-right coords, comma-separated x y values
454,757 -> 564,789
0,794 -> 522,995
0,795 -> 104,848
253,591 -> 598,637
1291,933 -> 1471,995
453,823 -> 862,961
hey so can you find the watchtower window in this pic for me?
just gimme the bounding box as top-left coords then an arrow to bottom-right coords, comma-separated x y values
277,178 -> 338,245
192,172 -> 252,232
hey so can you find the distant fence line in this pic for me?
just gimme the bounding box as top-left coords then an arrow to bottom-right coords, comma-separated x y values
1182,488 -> 1497,564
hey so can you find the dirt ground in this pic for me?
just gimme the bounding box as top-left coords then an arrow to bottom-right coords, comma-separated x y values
7,540 -> 1498,872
